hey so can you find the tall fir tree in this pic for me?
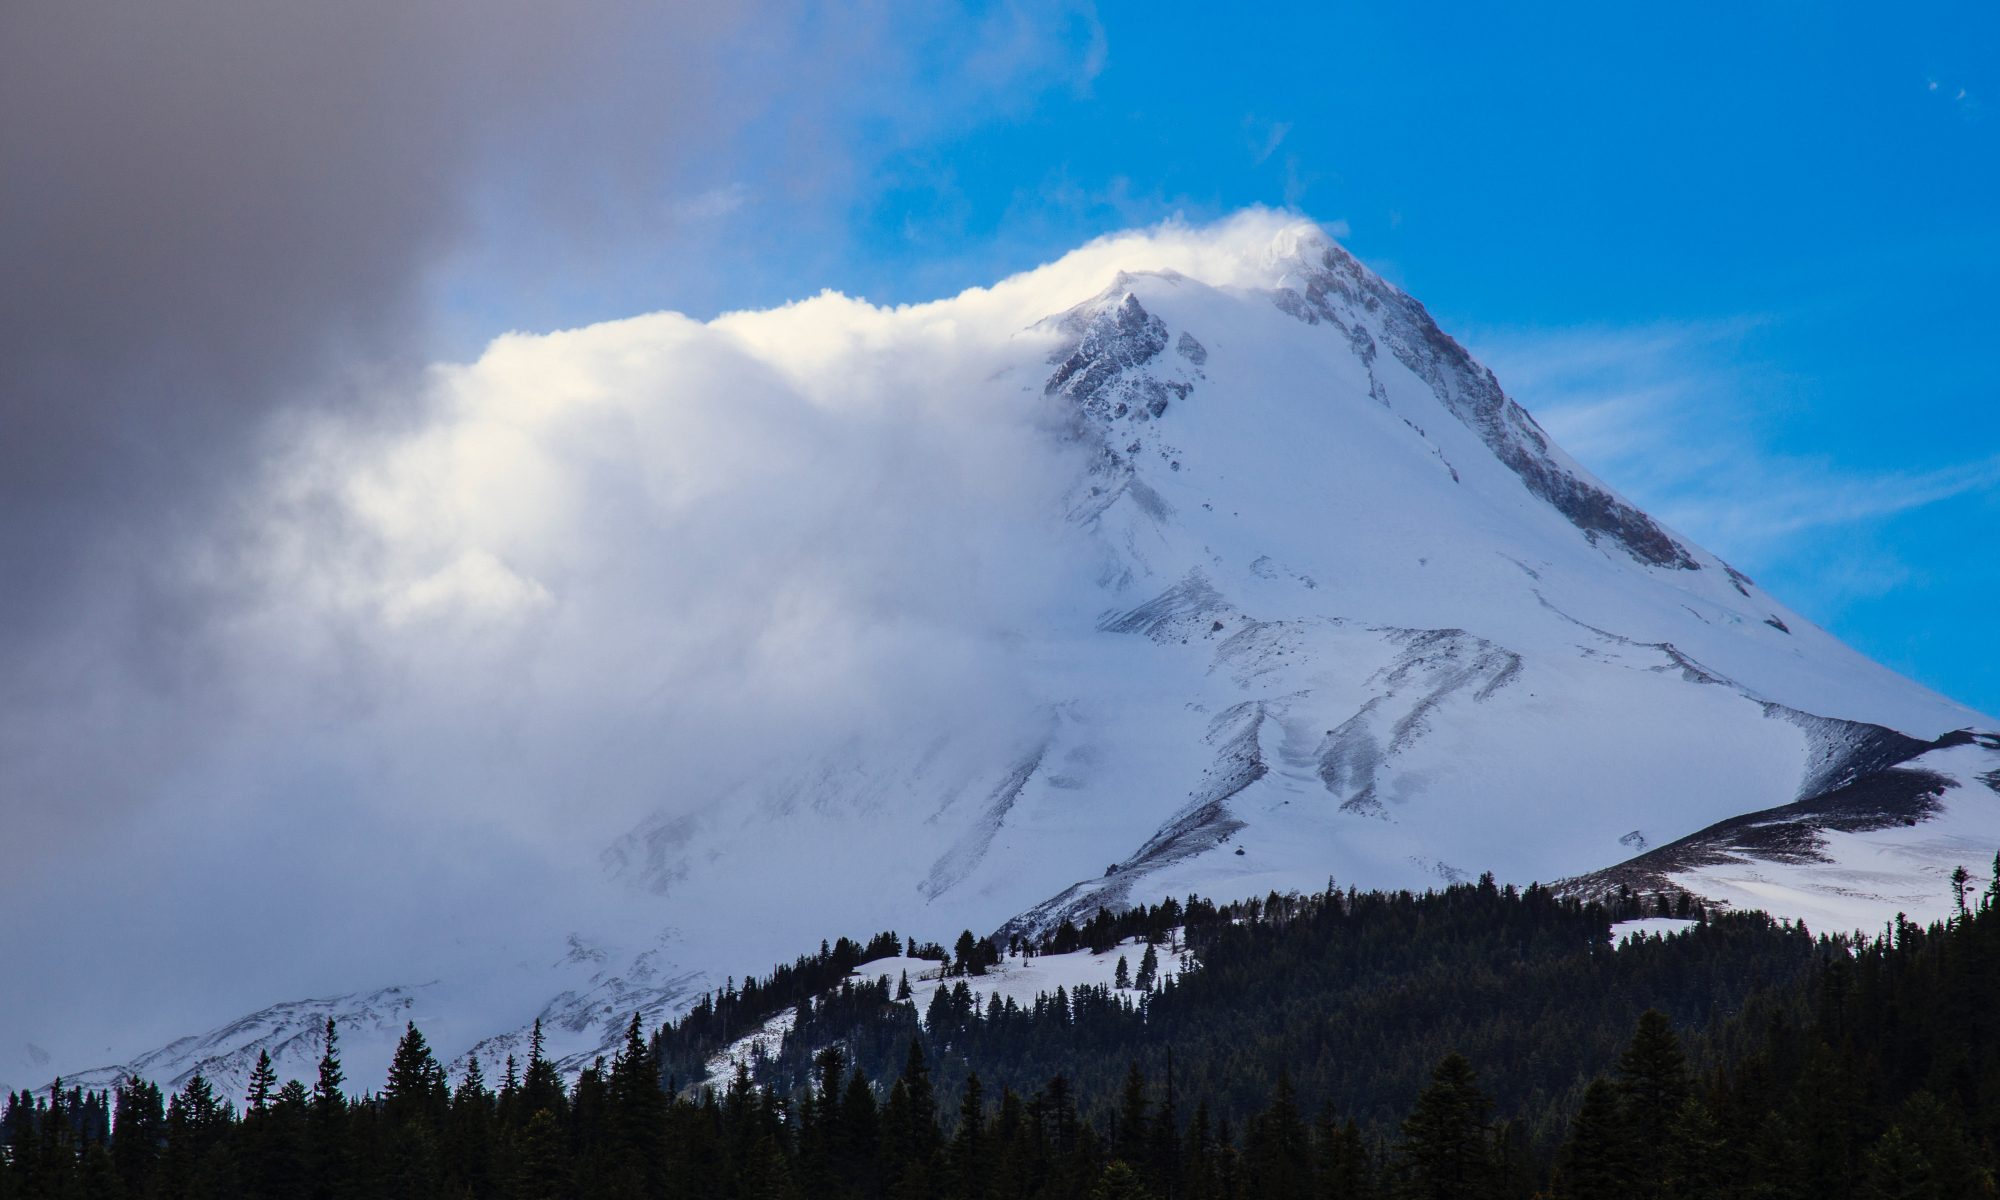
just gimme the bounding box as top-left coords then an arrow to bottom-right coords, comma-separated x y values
606,1012 -> 668,1199
1553,1079 -> 1631,1200
313,1018 -> 345,1112
1242,1074 -> 1313,1200
245,1050 -> 278,1113
1613,1010 -> 1691,1199
950,1073 -> 989,1200
519,1018 -> 567,1122
1394,1053 -> 1499,1200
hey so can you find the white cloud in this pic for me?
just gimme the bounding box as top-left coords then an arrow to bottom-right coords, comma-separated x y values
670,183 -> 754,222
1925,74 -> 1979,116
382,548 -> 553,627
0,211 -> 1332,1077
1249,117 -> 1292,165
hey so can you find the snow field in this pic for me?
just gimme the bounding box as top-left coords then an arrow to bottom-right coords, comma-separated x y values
700,935 -> 1189,1091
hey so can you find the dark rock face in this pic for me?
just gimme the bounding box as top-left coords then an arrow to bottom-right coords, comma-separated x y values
1045,292 -> 1180,423
1560,726 -> 1978,903
1777,707 -> 1939,800
1274,239 -> 1699,570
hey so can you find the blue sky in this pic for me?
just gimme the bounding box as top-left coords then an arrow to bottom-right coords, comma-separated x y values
434,1 -> 2000,716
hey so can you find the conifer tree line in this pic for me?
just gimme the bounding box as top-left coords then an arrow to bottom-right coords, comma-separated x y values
725,877 -> 1802,1139
8,859 -> 2000,1197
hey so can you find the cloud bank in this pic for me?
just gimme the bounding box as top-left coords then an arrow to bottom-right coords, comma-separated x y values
0,202 -> 1305,1079
0,0 -> 1106,869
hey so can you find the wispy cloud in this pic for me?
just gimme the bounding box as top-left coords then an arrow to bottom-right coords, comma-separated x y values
1467,320 -> 2000,592
1664,453 -> 2000,549
1928,74 -> 1980,118
670,182 -> 754,222
1246,116 -> 1292,165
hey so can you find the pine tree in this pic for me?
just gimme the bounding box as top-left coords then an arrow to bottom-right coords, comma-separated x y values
112,1075 -> 165,1193
1137,942 -> 1160,991
1147,1052 -> 1182,1199
313,1018 -> 345,1111
447,1055 -> 499,1200
1313,1106 -> 1373,1200
742,1131 -> 805,1200
607,1012 -> 667,1198
1553,1079 -> 1631,1200
1889,1092 -> 1990,1200
76,1140 -> 120,1199
242,1051 -> 294,1200
1182,1101 -> 1217,1200
835,1068 -> 880,1197
1092,1159 -> 1157,1200
1860,1126 -> 1938,1200
520,1018 -> 567,1120
1615,1010 -> 1691,1199
1213,1117 -> 1241,1200
458,1054 -> 489,1103
1394,1053 -> 1498,1200
383,1021 -> 449,1125
950,1073 -> 989,1200
33,1082 -> 80,1196
164,1072 -> 228,1197
246,1049 -> 279,1112
308,1018 -> 352,1200
1243,1073 -> 1312,1200
380,1021 -> 449,1199
1664,1096 -> 1725,1200
1114,1062 -> 1150,1170
510,1108 -> 569,1200
898,1039 -> 941,1161
878,1040 -> 942,1200
1792,1042 -> 1865,1198
571,1058 -> 615,1197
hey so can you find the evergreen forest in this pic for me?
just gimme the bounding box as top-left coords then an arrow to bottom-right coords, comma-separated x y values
7,863 -> 2000,1199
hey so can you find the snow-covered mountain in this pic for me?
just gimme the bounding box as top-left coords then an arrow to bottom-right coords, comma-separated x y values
34,212 -> 1999,1101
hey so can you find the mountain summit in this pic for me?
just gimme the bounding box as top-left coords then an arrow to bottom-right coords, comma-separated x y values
32,212 -> 1999,1099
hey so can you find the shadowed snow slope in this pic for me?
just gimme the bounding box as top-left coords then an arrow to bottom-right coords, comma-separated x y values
30,211 -> 1998,1099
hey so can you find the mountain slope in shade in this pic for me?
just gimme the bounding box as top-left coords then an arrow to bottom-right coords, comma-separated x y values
30,212 -> 1998,1100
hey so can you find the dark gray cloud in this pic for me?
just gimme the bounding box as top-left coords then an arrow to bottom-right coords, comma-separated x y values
0,2 -> 748,858
2,3 -> 608,551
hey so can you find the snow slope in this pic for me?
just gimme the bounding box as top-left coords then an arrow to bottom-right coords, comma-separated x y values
701,937 -> 1188,1092
31,211 -> 1998,1100
1610,918 -> 1702,945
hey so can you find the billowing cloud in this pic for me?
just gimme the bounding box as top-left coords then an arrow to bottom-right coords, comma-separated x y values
0,207 -> 1298,1082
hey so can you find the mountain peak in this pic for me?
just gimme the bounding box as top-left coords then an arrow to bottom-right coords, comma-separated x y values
25,211 -> 1995,1101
